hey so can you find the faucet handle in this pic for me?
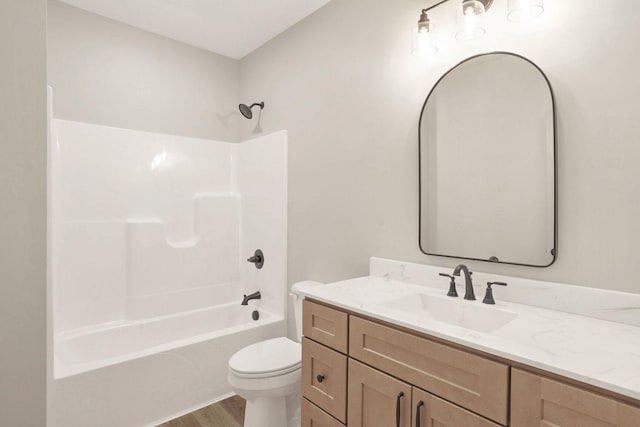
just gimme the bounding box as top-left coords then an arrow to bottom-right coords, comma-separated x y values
488,281 -> 507,287
439,273 -> 458,297
483,282 -> 507,305
247,249 -> 264,269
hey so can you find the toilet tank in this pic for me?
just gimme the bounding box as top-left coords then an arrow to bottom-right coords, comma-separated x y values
290,281 -> 323,341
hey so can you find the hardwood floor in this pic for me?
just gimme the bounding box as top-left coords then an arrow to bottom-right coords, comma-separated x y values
157,395 -> 245,427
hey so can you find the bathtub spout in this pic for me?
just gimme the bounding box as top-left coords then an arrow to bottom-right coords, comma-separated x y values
241,291 -> 261,305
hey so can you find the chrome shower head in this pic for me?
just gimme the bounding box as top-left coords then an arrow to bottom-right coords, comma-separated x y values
239,102 -> 264,119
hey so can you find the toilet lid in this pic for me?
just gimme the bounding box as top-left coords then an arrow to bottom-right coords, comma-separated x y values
229,337 -> 301,378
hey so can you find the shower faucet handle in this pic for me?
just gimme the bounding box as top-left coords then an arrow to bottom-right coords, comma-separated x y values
247,249 -> 264,269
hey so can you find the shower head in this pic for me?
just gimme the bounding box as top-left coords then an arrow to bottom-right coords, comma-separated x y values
239,102 -> 264,119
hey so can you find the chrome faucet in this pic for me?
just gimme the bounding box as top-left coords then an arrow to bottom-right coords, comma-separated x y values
241,291 -> 261,305
453,264 -> 475,300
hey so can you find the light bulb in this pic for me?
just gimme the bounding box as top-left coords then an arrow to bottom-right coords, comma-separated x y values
412,10 -> 438,57
456,4 -> 486,41
412,27 -> 438,56
507,0 -> 544,22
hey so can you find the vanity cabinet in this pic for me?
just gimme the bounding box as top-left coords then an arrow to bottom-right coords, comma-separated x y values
301,300 -> 640,427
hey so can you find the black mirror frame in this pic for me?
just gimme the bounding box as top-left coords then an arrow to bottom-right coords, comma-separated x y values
418,51 -> 558,268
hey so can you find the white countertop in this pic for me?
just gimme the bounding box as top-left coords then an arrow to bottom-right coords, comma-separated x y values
298,275 -> 640,402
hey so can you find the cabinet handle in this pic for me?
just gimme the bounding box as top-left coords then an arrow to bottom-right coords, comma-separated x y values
396,391 -> 405,427
415,400 -> 424,427
316,374 -> 325,383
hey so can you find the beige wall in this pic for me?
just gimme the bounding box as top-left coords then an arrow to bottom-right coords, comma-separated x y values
0,0 -> 47,425
240,0 -> 640,295
47,0 -> 241,142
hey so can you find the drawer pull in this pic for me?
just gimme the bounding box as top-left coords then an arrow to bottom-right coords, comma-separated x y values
396,391 -> 405,427
316,374 -> 325,383
415,400 -> 424,427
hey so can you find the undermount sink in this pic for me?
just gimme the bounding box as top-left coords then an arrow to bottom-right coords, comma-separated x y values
379,293 -> 518,333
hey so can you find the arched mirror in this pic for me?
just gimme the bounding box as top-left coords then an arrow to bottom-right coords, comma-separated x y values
419,52 -> 556,267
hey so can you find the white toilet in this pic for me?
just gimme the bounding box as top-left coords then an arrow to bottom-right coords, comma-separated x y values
228,281 -> 320,427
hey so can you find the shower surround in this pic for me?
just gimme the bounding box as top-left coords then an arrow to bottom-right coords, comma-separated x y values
49,119 -> 287,426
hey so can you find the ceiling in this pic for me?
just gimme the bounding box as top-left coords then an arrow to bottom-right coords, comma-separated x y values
57,0 -> 331,59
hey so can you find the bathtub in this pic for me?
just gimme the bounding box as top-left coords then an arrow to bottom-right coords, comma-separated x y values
49,303 -> 285,427
54,302 -> 282,379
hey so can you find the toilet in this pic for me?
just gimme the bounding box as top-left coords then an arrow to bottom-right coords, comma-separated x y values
228,281 -> 321,427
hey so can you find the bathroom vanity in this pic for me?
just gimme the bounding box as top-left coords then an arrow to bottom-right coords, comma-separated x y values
298,259 -> 640,427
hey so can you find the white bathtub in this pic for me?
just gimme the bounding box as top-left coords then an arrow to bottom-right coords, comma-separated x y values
49,303 -> 285,427
55,303 -> 281,379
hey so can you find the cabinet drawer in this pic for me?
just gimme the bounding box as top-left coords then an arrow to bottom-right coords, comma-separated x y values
511,369 -> 640,427
413,387 -> 501,427
349,316 -> 509,425
302,398 -> 345,427
302,337 -> 347,423
303,300 -> 348,353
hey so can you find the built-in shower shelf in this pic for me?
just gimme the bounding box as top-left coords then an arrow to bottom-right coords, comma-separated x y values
125,192 -> 241,247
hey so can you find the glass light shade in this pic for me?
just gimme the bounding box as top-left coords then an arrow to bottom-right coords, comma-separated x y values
412,26 -> 438,56
455,6 -> 486,41
507,0 -> 544,22
462,0 -> 486,16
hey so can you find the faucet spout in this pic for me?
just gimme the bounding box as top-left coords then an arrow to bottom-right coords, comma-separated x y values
241,291 -> 261,306
453,264 -> 475,301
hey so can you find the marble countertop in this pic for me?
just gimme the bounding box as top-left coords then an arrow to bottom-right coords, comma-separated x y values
298,275 -> 640,402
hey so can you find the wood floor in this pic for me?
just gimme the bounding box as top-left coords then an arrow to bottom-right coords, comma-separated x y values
157,395 -> 245,427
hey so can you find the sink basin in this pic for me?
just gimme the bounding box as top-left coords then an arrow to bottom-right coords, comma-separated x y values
379,293 -> 518,333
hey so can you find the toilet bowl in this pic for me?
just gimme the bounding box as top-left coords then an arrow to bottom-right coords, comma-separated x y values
227,281 -> 321,427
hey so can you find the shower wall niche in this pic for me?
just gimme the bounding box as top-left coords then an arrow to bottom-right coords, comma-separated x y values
50,119 -> 287,371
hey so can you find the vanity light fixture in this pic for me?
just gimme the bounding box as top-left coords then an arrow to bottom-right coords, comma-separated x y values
413,0 -> 545,56
412,9 -> 438,56
455,0 -> 493,41
507,0 -> 544,22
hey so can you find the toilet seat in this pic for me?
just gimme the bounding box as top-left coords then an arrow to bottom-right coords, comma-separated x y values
228,337 -> 301,379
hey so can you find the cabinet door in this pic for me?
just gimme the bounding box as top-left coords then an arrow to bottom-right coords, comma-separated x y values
348,359 -> 412,427
511,369 -> 640,427
412,387 -> 501,427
